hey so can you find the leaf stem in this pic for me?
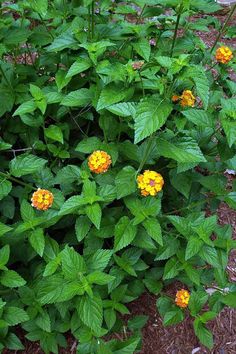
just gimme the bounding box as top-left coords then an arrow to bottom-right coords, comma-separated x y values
0,171 -> 36,190
210,3 -> 236,53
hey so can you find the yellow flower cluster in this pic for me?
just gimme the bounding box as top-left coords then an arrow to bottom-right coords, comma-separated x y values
175,289 -> 190,308
31,188 -> 54,211
88,150 -> 112,174
172,90 -> 195,107
215,46 -> 233,64
137,170 -> 164,197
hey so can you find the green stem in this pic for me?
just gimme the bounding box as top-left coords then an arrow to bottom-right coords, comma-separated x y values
170,5 -> 183,57
0,172 -> 36,190
136,4 -> 146,24
210,3 -> 236,53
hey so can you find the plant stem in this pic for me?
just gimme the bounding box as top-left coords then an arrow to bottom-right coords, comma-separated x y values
210,3 -> 236,53
170,5 -> 183,57
0,171 -> 36,190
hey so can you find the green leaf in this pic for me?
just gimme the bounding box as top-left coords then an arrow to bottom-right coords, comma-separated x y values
132,38 -> 151,61
185,236 -> 203,260
20,199 -> 35,222
128,315 -> 148,331
225,192 -> 236,210
0,178 -> 12,201
3,333 -> 24,350
187,65 -> 209,109
61,88 -> 93,107
0,222 -> 12,237
87,249 -> 113,272
0,270 -> 26,288
143,218 -> 163,246
55,70 -> 71,91
66,57 -> 92,78
199,245 -> 220,268
0,245 -> 10,268
134,98 -> 172,143
189,290 -> 208,316
44,125 -> 64,144
29,228 -> 45,257
85,203 -> 102,229
46,31 -> 79,52
163,309 -> 184,326
115,166 -> 136,199
10,154 -> 47,177
156,137 -> 206,165
107,102 -> 136,117
31,0 -> 48,16
87,271 -> 114,285
184,264 -> 200,285
221,117 -> 236,148
193,318 -> 213,349
75,216 -> 91,242
182,109 -> 213,127
97,86 -> 133,111
163,258 -> 180,280
75,137 -> 101,153
4,306 -> 29,326
221,292 -> 236,308
13,100 -> 36,116
35,310 -> 51,332
114,216 -> 137,252
61,245 -> 86,279
79,295 -> 103,334
59,196 -> 87,216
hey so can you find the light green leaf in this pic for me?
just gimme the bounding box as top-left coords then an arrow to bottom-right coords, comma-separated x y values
193,319 -> 213,349
13,100 -> 36,116
4,307 -> 29,326
59,196 -> 87,216
182,109 -> 213,127
143,218 -> 163,245
79,295 -> 103,333
0,270 -> 26,288
61,245 -> 86,279
85,203 -> 102,229
29,228 -> 45,257
75,137 -> 101,153
0,245 -> 10,268
61,88 -> 92,107
0,222 -> 12,237
87,249 -> 113,272
133,38 -> 151,61
66,57 -> 92,78
75,216 -> 91,242
0,178 -> 12,201
107,102 -> 136,117
114,216 -> 137,252
10,154 -> 47,177
134,98 -> 172,143
97,86 -> 133,111
46,31 -> 79,52
185,236 -> 203,260
44,125 -> 64,144
115,166 -> 136,199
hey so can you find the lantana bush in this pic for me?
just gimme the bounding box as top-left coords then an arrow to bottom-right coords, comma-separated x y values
0,0 -> 235,352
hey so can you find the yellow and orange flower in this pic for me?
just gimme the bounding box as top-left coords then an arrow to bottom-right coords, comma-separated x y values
31,188 -> 54,211
88,150 -> 112,174
215,46 -> 233,64
137,170 -> 164,197
175,289 -> 190,308
172,90 -> 195,107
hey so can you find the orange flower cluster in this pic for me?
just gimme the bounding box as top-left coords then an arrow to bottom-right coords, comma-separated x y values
31,188 -> 54,211
137,170 -> 164,197
215,46 -> 233,64
88,150 -> 112,174
172,90 -> 195,107
175,289 -> 190,308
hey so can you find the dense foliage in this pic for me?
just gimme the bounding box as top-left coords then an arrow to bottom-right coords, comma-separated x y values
0,0 -> 235,352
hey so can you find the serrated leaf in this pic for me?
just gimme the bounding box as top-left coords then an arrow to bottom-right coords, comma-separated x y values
75,137 -> 101,153
97,86 -> 133,111
85,203 -> 102,229
0,222 -> 12,237
4,307 -> 29,326
0,178 -> 12,200
107,102 -> 136,117
75,216 -> 91,242
87,249 -> 113,272
61,88 -> 93,107
29,228 -> 45,257
61,245 -> 86,279
143,218 -> 163,246
79,295 -> 103,333
44,125 -> 64,144
66,57 -> 92,78
134,98 -> 172,143
59,196 -> 87,216
114,216 -> 137,252
35,310 -> 51,332
133,38 -> 150,61
0,245 -> 10,268
193,319 -> 213,349
13,100 -> 36,116
10,154 -> 47,177
182,109 -> 213,127
115,166 -> 136,199
163,309 -> 184,326
0,270 -> 26,288
185,236 -> 203,260
46,31 -> 79,52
